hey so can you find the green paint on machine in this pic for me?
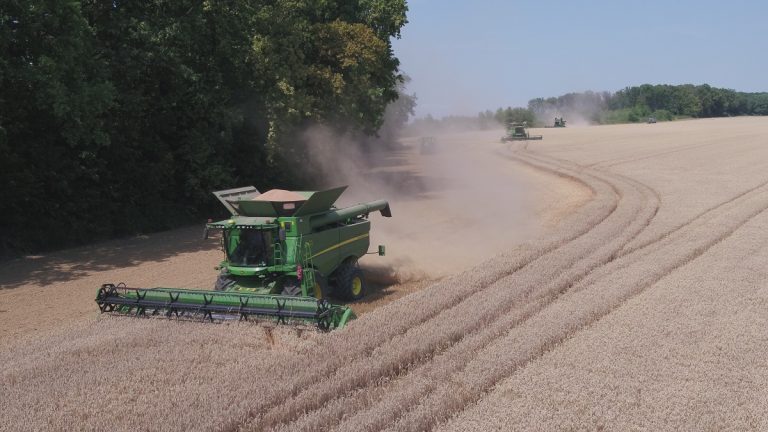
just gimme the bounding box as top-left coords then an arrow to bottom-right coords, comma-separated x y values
96,186 -> 390,330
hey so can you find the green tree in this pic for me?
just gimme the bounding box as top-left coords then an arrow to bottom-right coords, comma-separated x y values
0,0 -> 408,255
1,0 -> 115,251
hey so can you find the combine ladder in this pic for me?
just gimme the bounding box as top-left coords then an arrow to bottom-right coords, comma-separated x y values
300,241 -> 316,297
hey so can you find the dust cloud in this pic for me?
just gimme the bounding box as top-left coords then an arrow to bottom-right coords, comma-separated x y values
532,93 -> 609,127
301,125 -> 538,281
535,108 -> 593,127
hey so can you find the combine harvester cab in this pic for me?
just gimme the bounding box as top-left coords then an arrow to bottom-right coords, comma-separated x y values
96,186 -> 391,330
500,122 -> 543,142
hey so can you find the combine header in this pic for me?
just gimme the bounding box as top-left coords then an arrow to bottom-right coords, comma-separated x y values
96,186 -> 391,330
501,122 -> 543,142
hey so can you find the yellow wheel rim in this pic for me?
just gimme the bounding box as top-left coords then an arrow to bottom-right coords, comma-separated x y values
351,276 -> 362,297
313,281 -> 323,299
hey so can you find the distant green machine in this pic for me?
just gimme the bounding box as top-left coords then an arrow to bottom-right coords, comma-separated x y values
553,117 -> 567,127
501,122 -> 543,142
96,186 -> 391,330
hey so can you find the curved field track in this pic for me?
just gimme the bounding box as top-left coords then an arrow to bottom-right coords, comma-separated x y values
2,117 -> 768,431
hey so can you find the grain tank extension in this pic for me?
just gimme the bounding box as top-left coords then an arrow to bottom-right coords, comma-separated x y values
96,186 -> 391,330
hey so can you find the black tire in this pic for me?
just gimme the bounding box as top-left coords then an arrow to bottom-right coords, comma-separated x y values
281,277 -> 302,296
335,260 -> 366,301
280,271 -> 327,299
214,273 -> 236,291
309,270 -> 328,300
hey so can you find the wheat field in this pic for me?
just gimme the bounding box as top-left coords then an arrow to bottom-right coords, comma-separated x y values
1,117 -> 767,431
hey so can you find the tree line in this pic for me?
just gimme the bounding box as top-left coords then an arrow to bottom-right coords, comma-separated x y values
527,84 -> 768,125
0,0 -> 408,255
473,84 -> 768,127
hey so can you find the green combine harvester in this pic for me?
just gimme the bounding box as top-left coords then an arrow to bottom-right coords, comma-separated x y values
96,186 -> 391,330
500,122 -> 543,142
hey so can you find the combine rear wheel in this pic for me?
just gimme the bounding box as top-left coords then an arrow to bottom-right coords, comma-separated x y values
335,259 -> 366,301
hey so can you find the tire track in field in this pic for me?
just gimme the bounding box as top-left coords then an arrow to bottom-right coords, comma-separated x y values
220,142 -> 620,432
301,144 -> 759,432
620,177 -> 768,255
523,139 -> 768,268
310,148 -> 660,432
381,156 -> 768,432
242,148 -> 632,427
434,187 -> 768,432
220,171 -> 600,429
254,143 -> 660,431
586,129 -> 763,169
515,143 -> 768,300
585,139 -> 724,168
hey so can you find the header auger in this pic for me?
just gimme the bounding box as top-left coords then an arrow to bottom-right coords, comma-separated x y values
96,186 -> 391,330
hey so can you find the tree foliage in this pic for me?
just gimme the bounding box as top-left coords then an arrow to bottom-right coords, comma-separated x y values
494,107 -> 534,125
529,84 -> 768,124
0,0 -> 408,254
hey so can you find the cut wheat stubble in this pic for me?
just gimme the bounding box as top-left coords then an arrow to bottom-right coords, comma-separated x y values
4,118 -> 768,432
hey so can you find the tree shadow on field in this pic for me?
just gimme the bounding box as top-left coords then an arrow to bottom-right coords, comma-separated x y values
0,144 -> 449,291
0,225 -> 219,290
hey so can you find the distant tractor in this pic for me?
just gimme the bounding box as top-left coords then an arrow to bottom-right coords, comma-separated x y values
554,117 -> 567,127
501,122 -> 543,142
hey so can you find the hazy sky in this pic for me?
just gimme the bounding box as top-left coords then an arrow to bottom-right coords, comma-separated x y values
392,0 -> 767,117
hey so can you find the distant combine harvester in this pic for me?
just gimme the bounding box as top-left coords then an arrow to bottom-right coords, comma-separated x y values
501,122 -> 543,142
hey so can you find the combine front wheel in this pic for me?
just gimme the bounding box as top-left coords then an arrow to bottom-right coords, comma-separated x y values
281,277 -> 302,296
214,273 -> 236,291
281,271 -> 327,299
311,270 -> 328,300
